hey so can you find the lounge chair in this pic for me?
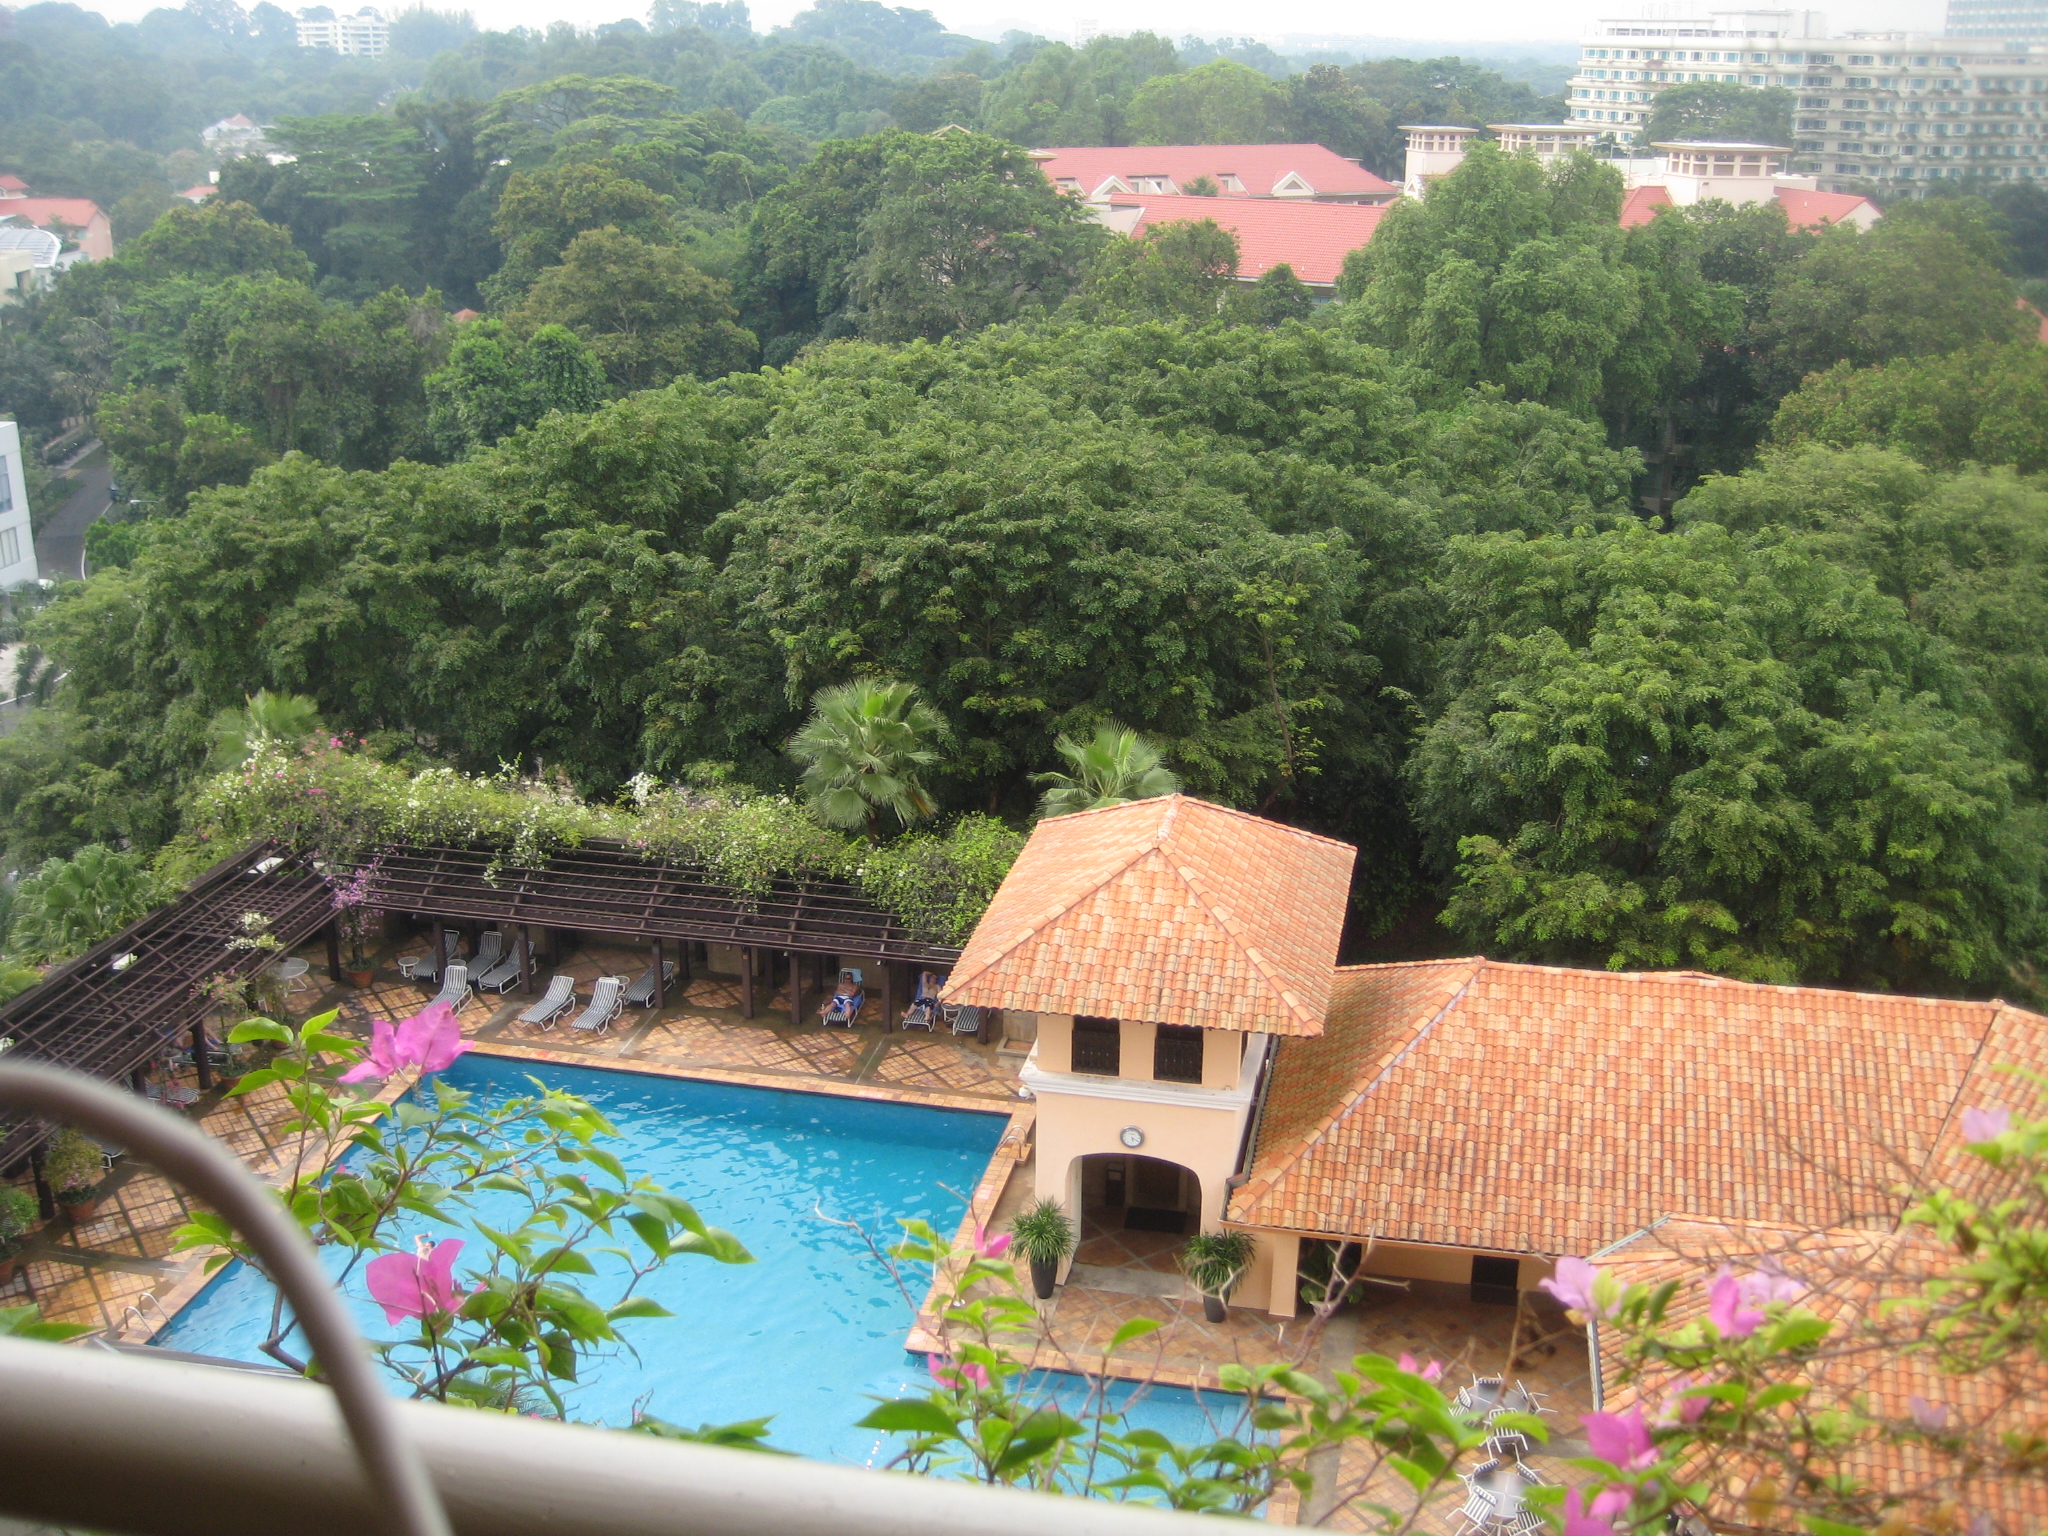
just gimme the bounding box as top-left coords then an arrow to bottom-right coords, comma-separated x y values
470,930 -> 506,979
820,971 -> 864,1028
624,960 -> 678,1007
901,970 -> 943,1032
568,975 -> 628,1036
475,943 -> 524,994
945,1002 -> 983,1038
412,931 -> 465,984
518,974 -> 576,1030
430,963 -> 471,1013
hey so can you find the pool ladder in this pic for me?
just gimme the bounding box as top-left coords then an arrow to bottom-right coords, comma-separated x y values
122,1292 -> 172,1337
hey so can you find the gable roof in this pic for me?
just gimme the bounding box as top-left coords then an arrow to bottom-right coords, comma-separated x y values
1618,183 -> 1674,228
942,795 -> 1356,1037
1228,957 -> 2047,1253
1036,144 -> 1396,202
1100,194 -> 1390,287
0,174 -> 27,195
0,197 -> 106,230
1774,186 -> 1880,229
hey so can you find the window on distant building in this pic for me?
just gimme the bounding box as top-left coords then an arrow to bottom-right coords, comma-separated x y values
1153,1026 -> 1204,1084
0,457 -> 11,513
0,526 -> 18,568
1071,1017 -> 1120,1076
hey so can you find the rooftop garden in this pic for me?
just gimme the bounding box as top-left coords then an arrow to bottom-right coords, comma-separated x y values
181,742 -> 1026,947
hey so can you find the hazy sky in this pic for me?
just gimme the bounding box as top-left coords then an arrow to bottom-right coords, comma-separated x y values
86,0 -> 1954,50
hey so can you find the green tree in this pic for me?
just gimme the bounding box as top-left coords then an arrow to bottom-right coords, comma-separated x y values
117,199 -> 315,285
1234,263 -> 1314,326
844,132 -> 1108,343
1409,512 -> 2043,991
1033,723 -> 1180,818
1126,59 -> 1288,144
426,319 -> 610,454
1770,341 -> 2048,475
1282,65 -> 1395,173
510,228 -> 753,392
1761,199 -> 2029,387
5,844 -> 161,963
207,688 -> 325,770
788,679 -> 953,836
488,158 -> 674,302
1074,218 -> 1238,323
1640,81 -> 1793,146
977,33 -> 1182,146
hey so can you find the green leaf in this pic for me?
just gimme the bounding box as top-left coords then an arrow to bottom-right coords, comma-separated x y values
1109,1316 -> 1164,1350
607,1296 -> 674,1321
228,1018 -> 292,1044
856,1398 -> 962,1438
670,1228 -> 753,1264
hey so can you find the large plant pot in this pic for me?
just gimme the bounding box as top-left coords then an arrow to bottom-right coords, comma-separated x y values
0,1253 -> 21,1284
1029,1255 -> 1059,1300
348,969 -> 375,989
58,1197 -> 99,1226
1201,1293 -> 1228,1324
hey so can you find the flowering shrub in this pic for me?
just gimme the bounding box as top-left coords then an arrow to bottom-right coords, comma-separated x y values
175,1007 -> 751,1412
183,743 -> 1021,944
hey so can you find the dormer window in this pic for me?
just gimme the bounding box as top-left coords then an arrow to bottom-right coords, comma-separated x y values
1155,1026 -> 1204,1083
1218,173 -> 1244,191
1072,1016 -> 1121,1075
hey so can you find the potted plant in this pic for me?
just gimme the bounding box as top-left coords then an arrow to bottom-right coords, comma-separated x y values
1008,1197 -> 1076,1300
1179,1230 -> 1257,1323
44,1129 -> 105,1226
0,1182 -> 37,1282
331,857 -> 383,987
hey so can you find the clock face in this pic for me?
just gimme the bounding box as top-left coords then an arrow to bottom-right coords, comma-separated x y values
1119,1125 -> 1144,1149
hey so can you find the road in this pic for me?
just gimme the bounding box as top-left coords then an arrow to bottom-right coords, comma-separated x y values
33,445 -> 113,583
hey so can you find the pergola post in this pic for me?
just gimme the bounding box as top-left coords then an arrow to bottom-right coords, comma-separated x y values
788,951 -> 802,1027
879,962 -> 894,1030
434,925 -> 448,978
191,1018 -> 212,1090
678,941 -> 691,983
518,925 -> 533,994
740,948 -> 755,1019
653,938 -> 666,1009
324,919 -> 343,984
28,1144 -> 54,1219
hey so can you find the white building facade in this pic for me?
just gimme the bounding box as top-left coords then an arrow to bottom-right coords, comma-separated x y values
1567,8 -> 2048,192
296,8 -> 389,56
0,421 -> 40,589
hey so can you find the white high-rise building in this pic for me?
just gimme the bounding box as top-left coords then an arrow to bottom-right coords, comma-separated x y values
1566,9 -> 2048,193
0,421 -> 40,590
296,7 -> 390,57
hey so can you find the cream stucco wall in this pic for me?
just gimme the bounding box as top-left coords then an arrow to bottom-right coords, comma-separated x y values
1035,1089 -> 1247,1236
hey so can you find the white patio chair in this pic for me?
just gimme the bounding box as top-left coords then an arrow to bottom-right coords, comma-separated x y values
518,974 -> 576,1030
624,960 -> 677,1007
429,963 -> 471,1013
568,975 -> 628,1035
412,930 -> 465,984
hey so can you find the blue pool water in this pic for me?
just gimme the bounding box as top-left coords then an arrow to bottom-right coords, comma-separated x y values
157,1055 -> 1241,1464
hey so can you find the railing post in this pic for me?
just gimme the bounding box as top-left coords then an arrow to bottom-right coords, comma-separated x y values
653,939 -> 666,1010
788,951 -> 801,1027
740,949 -> 755,1019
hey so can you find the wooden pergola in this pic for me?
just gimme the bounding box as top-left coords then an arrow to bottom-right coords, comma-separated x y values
0,836 -> 963,1176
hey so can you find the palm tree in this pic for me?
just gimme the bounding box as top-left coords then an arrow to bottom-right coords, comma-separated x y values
788,680 -> 953,838
1033,723 -> 1181,820
5,845 -> 160,964
207,689 -> 324,770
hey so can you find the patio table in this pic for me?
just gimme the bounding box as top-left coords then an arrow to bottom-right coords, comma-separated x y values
274,956 -> 312,993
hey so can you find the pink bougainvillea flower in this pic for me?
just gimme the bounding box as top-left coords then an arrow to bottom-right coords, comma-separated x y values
1397,1352 -> 1446,1382
1909,1396 -> 1950,1434
1564,1487 -> 1623,1536
1583,1408 -> 1659,1472
1961,1106 -> 2011,1143
366,1237 -> 476,1325
1654,1373 -> 1712,1427
1540,1255 -> 1604,1315
1736,1263 -> 1806,1308
972,1222 -> 1012,1259
1708,1266 -> 1766,1339
926,1354 -> 988,1391
1590,1488 -> 1633,1522
338,1001 -> 469,1083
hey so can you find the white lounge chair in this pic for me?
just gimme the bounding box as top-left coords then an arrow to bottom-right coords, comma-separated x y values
430,963 -> 471,1013
412,931 -> 465,984
475,944 -> 524,994
624,960 -> 677,1007
469,930 -> 506,979
568,975 -> 628,1036
945,1002 -> 982,1037
518,974 -> 576,1029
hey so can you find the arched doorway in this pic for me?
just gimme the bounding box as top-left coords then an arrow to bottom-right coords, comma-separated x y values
1070,1151 -> 1203,1282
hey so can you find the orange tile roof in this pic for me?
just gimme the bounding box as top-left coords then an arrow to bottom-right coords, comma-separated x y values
1228,958 -> 2044,1253
1618,184 -> 1674,228
1773,186 -> 1880,229
1104,194 -> 1391,286
942,795 -> 1356,1037
1592,1215 -> 2048,1530
1036,143 -> 1396,201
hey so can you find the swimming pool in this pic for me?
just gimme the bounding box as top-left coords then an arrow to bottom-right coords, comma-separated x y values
156,1055 -> 1240,1464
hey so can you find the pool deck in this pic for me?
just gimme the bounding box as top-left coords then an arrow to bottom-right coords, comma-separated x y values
3,934 -> 1594,1530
